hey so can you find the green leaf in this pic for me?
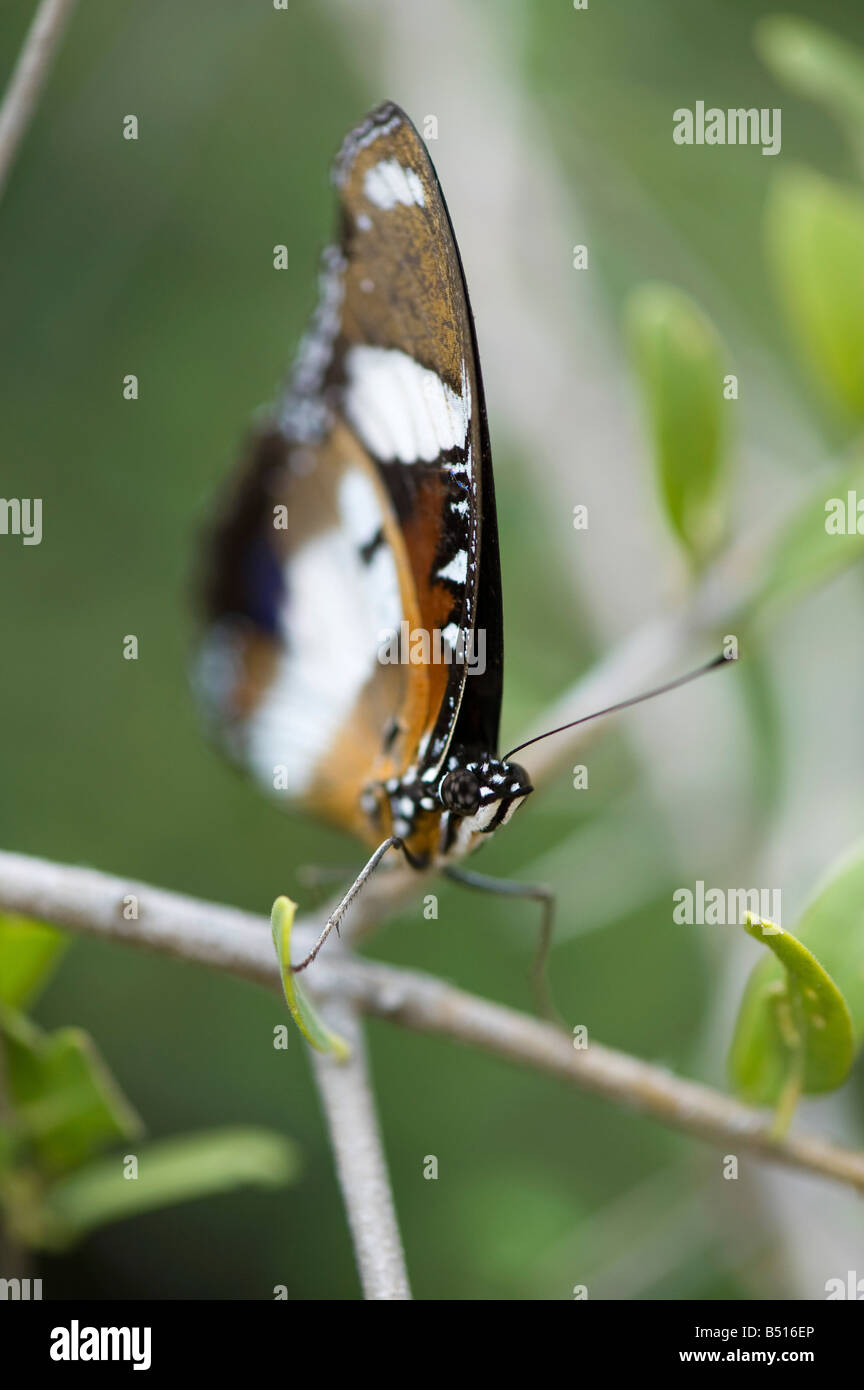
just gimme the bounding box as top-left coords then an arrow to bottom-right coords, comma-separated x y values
271,897 -> 350,1059
749,452 -> 864,615
765,167 -> 864,422
0,1006 -> 142,1174
38,1127 -> 300,1250
784,841 -> 864,1046
0,914 -> 66,1008
756,16 -> 864,171
729,913 -> 855,1108
628,283 -> 730,569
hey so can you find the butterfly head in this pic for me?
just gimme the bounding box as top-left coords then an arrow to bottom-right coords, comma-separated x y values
439,756 -> 533,837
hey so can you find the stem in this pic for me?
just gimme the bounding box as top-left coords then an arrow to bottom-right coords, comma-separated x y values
770,994 -> 805,1140
771,1058 -> 803,1142
308,999 -> 411,1300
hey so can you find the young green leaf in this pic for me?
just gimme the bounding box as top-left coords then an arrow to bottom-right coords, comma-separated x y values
0,1007 -> 142,1174
766,167 -> 864,423
0,914 -> 67,1008
729,914 -> 855,1108
786,841 -> 864,1046
271,896 -> 350,1060
627,282 -> 730,570
38,1127 -> 300,1250
756,16 -> 864,172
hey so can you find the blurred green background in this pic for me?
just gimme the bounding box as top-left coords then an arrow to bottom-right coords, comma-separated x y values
2,0 -> 864,1299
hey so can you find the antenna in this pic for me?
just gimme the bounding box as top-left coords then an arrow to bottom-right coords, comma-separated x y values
503,652 -> 732,762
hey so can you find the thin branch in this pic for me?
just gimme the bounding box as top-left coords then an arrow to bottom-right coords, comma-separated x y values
339,966 -> 864,1193
0,850 -> 411,1298
308,999 -> 411,1299
1,849 -> 863,1194
0,0 -> 78,202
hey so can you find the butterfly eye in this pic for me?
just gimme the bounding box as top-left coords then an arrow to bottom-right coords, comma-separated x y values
440,768 -> 482,815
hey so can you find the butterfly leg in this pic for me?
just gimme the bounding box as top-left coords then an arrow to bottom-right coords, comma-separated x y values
444,865 -> 561,1023
291,836 -> 403,973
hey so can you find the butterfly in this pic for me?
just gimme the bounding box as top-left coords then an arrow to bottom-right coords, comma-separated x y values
195,101 -> 724,989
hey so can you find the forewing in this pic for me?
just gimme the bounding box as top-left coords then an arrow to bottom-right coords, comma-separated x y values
323,102 -> 503,773
195,101 -> 504,844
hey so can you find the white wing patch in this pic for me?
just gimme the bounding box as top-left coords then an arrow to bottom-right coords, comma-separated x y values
345,346 -> 471,464
245,483 -> 401,796
363,159 -> 425,211
437,550 -> 468,585
339,467 -> 382,549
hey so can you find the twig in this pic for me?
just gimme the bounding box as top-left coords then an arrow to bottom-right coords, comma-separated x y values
308,999 -> 411,1299
335,964 -> 864,1193
1,848 -> 863,1193
0,0 -> 78,202
0,849 -> 411,1297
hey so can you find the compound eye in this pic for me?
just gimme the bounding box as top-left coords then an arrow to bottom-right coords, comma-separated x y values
440,768 -> 482,815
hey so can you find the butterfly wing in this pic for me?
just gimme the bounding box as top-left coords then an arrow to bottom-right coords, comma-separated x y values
196,414 -> 429,841
195,102 -> 504,841
326,102 -> 504,773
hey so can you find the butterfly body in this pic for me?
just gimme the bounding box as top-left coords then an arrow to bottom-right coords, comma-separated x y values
197,102 -> 533,880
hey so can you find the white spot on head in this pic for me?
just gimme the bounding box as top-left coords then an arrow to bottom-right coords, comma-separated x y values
363,159 -> 425,210
449,792 -> 529,854
495,795 -> 528,829
345,347 -> 471,464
